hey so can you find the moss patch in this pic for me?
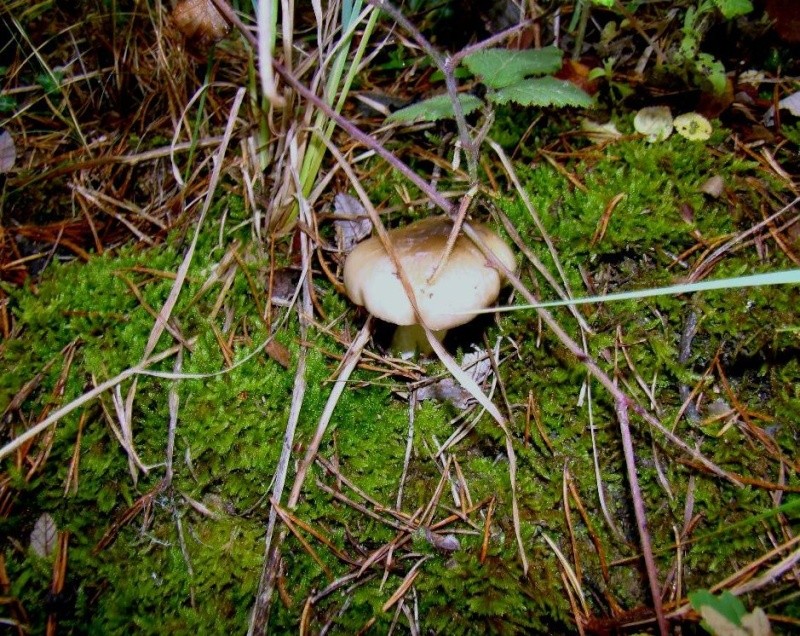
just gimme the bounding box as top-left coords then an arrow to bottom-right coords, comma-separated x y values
2,130 -> 799,633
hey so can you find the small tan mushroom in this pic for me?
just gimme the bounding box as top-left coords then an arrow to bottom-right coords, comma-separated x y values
343,216 -> 515,356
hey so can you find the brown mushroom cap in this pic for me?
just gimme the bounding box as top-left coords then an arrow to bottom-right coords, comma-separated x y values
343,217 -> 515,331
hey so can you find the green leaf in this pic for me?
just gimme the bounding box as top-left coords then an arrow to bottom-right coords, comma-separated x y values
463,47 -> 563,89
36,69 -> 64,96
490,77 -> 593,108
386,93 -> 483,123
695,53 -> 727,94
0,95 -> 16,113
689,590 -> 748,634
713,0 -> 753,19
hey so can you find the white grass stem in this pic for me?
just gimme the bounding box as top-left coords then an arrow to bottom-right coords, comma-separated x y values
464,268 -> 800,316
0,344 -> 183,462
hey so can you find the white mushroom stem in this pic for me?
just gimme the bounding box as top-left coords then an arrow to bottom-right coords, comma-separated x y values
391,324 -> 448,358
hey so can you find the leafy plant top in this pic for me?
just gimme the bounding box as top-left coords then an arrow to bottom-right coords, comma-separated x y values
388,47 -> 592,123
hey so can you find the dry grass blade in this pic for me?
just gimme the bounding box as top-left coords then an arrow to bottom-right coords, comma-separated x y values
109,382 -> 149,484
287,316 -> 373,507
479,496 -> 496,564
689,196 -> 799,281
256,0 -> 284,107
419,455 -> 452,526
21,342 -> 78,478
118,275 -> 193,350
731,545 -> 800,597
562,466 -> 583,586
1,347 -> 63,418
0,344 -> 184,462
488,140 -> 588,327
141,87 -> 245,360
585,380 -> 626,542
45,531 -> 70,636
541,531 -> 589,616
249,232 -> 314,636
63,411 -> 88,496
272,499 -> 357,566
396,389 -> 416,509
164,349 -> 183,486
565,468 -> 623,614
271,500 -> 334,581
315,479 -> 408,532
93,478 -> 168,554
381,556 -> 429,613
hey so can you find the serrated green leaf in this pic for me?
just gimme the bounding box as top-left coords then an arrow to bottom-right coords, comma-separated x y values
490,77 -> 593,108
713,0 -> 753,19
695,53 -> 727,94
463,47 -> 563,88
386,93 -> 483,123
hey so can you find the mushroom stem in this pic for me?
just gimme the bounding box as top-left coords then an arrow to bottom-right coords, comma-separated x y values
392,325 -> 448,358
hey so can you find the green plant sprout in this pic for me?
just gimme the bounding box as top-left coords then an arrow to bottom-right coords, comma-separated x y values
284,0 -> 379,232
673,0 -> 753,94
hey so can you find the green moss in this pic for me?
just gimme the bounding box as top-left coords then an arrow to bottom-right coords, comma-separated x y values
3,127 -> 800,633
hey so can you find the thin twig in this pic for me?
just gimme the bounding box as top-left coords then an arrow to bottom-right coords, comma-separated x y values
615,397 -> 668,636
396,389 -> 416,510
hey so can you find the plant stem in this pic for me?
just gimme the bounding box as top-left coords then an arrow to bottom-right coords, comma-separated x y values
615,397 -> 668,636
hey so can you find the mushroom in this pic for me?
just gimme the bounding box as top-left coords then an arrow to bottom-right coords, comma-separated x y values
343,216 -> 516,356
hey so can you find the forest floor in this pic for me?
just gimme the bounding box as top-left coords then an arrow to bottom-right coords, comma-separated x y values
1,1 -> 798,634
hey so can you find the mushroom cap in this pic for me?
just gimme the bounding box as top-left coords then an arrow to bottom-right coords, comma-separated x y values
343,217 -> 516,331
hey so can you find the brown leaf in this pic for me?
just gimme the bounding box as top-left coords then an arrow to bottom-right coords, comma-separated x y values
30,513 -> 57,558
265,339 -> 291,368
554,59 -> 601,96
173,0 -> 229,43
424,528 -> 460,552
700,175 -> 725,198
0,130 -> 16,174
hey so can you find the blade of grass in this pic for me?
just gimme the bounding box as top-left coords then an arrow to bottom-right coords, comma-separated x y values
463,269 -> 800,316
